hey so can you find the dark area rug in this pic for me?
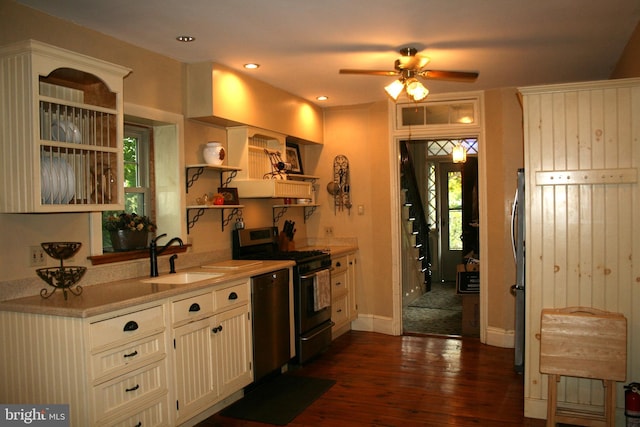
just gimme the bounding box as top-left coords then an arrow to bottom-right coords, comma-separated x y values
219,374 -> 335,425
408,282 -> 462,310
404,282 -> 463,336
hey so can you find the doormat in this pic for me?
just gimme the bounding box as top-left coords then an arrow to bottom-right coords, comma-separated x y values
219,374 -> 335,425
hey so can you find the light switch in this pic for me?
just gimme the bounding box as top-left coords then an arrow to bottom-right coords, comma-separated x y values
358,204 -> 364,215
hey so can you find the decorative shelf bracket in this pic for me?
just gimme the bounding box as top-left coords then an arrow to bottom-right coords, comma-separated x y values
272,206 -> 289,226
185,165 -> 240,193
186,166 -> 205,192
186,207 -> 206,233
272,204 -> 319,226
304,205 -> 318,221
222,208 -> 242,231
187,206 -> 244,233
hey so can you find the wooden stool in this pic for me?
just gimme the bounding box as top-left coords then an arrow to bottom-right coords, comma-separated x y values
539,307 -> 627,427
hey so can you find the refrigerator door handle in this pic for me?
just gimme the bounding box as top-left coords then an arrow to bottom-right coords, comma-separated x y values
510,188 -> 518,263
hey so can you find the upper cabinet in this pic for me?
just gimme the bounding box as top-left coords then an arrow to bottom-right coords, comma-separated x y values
0,40 -> 131,213
227,126 -> 320,199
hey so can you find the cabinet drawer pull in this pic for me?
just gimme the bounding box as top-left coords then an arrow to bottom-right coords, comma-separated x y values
337,309 -> 342,313
189,303 -> 201,312
125,384 -> 140,392
134,423 -> 142,427
228,292 -> 238,300
123,350 -> 138,358
123,320 -> 138,332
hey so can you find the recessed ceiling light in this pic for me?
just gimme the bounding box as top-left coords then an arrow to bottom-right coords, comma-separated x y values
316,96 -> 328,101
176,35 -> 195,42
244,63 -> 260,69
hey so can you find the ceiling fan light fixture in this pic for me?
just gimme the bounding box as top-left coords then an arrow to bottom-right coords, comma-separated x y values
384,79 -> 405,100
405,78 -> 429,101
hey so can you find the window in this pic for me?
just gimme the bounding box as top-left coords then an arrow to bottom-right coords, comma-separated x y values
447,170 -> 463,250
102,123 -> 153,251
397,100 -> 478,128
123,125 -> 151,215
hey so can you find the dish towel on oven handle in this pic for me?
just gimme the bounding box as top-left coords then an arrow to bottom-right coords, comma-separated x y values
313,269 -> 331,311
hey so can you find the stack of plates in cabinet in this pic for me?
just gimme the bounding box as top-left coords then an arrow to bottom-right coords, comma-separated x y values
41,157 -> 76,204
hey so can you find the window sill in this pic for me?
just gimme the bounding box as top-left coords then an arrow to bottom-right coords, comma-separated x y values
88,244 -> 190,266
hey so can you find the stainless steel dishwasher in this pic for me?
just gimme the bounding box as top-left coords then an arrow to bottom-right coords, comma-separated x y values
251,268 -> 290,382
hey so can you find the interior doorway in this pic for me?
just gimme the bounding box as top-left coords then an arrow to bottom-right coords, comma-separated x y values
401,138 -> 478,336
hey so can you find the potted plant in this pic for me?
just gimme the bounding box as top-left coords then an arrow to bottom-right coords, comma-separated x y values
105,212 -> 156,251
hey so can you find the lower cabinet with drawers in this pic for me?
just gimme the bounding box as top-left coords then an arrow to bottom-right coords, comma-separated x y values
330,251 -> 358,338
0,276 -> 254,427
88,304 -> 170,426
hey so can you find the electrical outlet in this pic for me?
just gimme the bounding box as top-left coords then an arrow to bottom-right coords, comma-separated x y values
324,226 -> 334,237
29,246 -> 46,266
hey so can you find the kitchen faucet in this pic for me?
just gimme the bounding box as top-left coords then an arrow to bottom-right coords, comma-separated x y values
149,233 -> 184,277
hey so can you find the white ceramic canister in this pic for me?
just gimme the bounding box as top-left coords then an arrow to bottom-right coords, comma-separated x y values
203,142 -> 225,165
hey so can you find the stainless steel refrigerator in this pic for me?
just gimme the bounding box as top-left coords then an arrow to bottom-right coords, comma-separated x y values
511,168 -> 525,374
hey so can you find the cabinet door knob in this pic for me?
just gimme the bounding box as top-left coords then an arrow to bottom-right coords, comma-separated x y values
212,325 -> 223,333
189,303 -> 201,312
123,320 -> 138,332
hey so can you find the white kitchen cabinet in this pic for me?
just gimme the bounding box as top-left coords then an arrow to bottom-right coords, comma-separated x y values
0,301 -> 171,427
171,280 -> 253,425
227,126 -> 318,199
0,39 -> 130,212
331,252 -> 358,338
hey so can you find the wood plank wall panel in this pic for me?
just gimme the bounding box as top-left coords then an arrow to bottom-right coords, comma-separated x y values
0,311 -> 89,425
521,79 -> 640,420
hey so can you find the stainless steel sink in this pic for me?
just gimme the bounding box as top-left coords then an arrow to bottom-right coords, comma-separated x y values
141,271 -> 224,284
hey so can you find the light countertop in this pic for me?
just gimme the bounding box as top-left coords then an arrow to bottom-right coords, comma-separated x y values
0,260 -> 294,318
0,245 -> 358,319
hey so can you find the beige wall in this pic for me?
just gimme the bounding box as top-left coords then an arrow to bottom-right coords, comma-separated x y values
612,20 -> 640,78
309,102 -> 393,317
483,88 -> 524,335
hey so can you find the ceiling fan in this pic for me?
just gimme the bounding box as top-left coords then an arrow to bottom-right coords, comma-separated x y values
339,47 -> 478,101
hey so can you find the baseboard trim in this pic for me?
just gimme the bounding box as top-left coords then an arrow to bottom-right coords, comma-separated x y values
351,314 -> 396,335
485,326 -> 515,348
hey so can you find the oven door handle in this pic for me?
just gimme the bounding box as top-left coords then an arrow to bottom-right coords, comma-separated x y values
299,268 -> 330,280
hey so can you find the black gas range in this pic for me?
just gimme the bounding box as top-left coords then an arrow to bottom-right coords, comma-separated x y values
232,227 -> 331,273
233,227 -> 333,364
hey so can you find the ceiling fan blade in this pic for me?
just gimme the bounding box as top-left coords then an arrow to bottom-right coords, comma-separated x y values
339,69 -> 400,77
419,70 -> 479,82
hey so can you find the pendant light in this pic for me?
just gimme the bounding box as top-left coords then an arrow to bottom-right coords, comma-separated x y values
452,142 -> 467,163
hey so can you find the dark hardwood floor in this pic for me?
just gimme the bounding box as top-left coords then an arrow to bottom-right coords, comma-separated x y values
200,331 -> 548,426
